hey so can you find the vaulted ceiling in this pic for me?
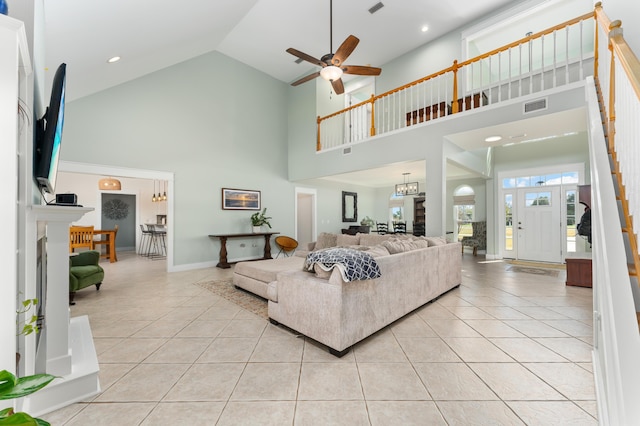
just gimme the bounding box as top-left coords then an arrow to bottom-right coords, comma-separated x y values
43,0 -> 515,102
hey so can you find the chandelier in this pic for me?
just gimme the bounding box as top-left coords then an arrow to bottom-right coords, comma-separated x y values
395,173 -> 419,196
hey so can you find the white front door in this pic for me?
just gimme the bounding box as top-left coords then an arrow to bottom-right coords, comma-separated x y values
516,187 -> 562,262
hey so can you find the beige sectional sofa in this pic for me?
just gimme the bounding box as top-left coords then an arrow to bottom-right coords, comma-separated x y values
232,232 -> 462,356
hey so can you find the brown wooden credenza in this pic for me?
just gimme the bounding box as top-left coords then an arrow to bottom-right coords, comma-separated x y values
209,232 -> 279,269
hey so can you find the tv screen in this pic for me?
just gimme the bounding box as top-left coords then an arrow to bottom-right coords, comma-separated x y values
34,63 -> 66,194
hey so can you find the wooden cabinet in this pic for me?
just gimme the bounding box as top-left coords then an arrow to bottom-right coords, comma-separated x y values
566,257 -> 592,287
578,185 -> 591,207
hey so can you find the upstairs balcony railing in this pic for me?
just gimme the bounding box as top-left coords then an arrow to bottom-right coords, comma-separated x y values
317,10 -> 597,152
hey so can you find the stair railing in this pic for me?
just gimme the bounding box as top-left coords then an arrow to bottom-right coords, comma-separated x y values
594,2 -> 640,284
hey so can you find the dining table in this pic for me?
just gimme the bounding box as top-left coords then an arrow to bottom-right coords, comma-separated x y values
94,229 -> 118,263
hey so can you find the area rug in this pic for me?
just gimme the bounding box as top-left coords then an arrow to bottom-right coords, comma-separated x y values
506,265 -> 560,277
196,279 -> 268,319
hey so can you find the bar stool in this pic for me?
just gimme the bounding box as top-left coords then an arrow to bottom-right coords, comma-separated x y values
148,224 -> 167,260
139,224 -> 152,256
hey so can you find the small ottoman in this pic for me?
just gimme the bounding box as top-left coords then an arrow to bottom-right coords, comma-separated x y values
233,256 -> 304,299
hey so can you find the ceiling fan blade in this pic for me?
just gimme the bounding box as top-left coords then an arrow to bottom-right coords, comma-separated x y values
331,35 -> 359,66
286,48 -> 325,67
331,78 -> 345,95
342,65 -> 382,76
291,71 -> 321,86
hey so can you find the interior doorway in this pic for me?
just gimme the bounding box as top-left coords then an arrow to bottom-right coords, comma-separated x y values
295,188 -> 317,248
101,193 -> 136,251
59,161 -> 174,271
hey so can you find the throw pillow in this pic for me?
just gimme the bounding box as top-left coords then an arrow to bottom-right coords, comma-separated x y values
337,234 -> 360,247
366,245 -> 390,258
425,236 -> 447,246
315,232 -> 338,250
382,239 -> 430,254
359,234 -> 390,247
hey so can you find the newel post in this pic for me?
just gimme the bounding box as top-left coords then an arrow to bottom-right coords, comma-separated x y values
451,60 -> 459,114
369,94 -> 376,136
594,2 -> 601,79
607,20 -> 621,154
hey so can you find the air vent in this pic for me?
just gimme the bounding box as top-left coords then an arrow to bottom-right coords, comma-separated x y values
294,58 -> 304,64
523,98 -> 547,114
369,2 -> 384,14
343,147 -> 352,155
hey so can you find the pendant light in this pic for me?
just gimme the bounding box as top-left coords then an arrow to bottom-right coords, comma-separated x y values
162,181 -> 167,201
395,173 -> 419,196
152,180 -> 157,202
98,177 -> 122,190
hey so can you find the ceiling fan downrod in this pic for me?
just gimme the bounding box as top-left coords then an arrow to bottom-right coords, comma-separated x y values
329,0 -> 333,54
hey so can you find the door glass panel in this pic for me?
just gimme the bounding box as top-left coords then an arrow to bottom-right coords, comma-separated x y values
505,194 -> 513,250
566,190 -> 577,252
526,191 -> 551,206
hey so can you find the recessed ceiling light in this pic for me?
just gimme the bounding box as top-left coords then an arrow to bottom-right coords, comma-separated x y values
485,135 -> 502,142
421,25 -> 429,32
107,56 -> 121,63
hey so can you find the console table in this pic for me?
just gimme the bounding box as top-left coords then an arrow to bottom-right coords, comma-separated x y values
209,232 -> 279,269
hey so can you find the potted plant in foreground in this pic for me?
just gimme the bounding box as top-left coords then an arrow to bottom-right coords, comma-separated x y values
250,208 -> 272,233
0,369 -> 55,425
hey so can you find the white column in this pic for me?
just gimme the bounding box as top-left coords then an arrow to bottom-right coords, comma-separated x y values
0,14 -> 32,375
425,143 -> 446,236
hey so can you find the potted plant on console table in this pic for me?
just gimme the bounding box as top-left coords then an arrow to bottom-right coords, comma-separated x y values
250,208 -> 272,233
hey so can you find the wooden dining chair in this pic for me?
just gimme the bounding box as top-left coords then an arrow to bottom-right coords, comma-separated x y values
94,224 -> 119,261
69,226 -> 95,252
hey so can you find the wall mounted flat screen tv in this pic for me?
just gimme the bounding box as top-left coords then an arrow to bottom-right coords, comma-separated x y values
34,63 -> 66,194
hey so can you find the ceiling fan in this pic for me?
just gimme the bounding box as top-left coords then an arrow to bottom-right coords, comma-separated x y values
286,0 -> 381,95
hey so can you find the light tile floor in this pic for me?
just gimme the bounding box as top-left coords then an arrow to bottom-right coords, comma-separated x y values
43,252 -> 598,425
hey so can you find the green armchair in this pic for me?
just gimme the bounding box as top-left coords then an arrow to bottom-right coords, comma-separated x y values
69,250 -> 104,304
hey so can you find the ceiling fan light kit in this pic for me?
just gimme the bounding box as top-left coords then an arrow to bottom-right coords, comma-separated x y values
286,0 -> 381,94
320,66 -> 343,81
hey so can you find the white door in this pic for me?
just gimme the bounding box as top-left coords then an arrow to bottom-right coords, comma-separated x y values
516,187 -> 562,262
295,188 -> 317,247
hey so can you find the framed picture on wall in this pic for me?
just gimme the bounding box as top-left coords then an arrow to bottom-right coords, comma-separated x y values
221,188 -> 261,210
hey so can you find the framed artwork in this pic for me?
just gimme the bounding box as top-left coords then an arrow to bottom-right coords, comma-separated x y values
221,188 -> 261,210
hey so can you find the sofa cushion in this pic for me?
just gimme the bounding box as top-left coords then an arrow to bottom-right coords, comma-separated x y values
234,256 -> 304,283
315,232 -> 338,250
337,234 -> 360,247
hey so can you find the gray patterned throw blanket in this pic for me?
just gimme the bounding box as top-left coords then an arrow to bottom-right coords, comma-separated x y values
304,248 -> 382,282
